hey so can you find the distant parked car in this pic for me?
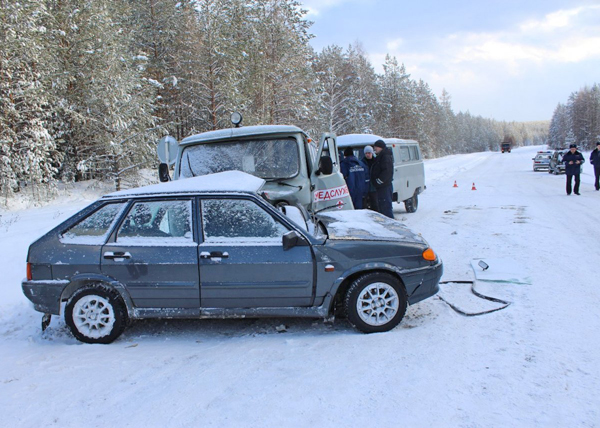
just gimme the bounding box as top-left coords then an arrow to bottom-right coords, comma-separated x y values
549,149 -> 567,175
532,151 -> 552,171
22,171 -> 443,343
501,142 -> 512,153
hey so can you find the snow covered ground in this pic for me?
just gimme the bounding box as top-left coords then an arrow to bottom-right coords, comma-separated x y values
1,146 -> 599,427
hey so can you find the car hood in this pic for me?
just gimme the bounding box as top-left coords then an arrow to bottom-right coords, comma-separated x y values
317,210 -> 427,244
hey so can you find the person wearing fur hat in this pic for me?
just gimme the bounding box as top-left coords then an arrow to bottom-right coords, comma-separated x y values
563,144 -> 585,195
370,139 -> 395,218
590,141 -> 600,191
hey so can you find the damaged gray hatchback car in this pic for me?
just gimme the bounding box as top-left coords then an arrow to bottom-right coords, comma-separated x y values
22,171 -> 442,343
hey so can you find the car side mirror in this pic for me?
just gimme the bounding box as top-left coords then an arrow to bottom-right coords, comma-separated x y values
316,156 -> 333,176
158,163 -> 171,182
282,230 -> 307,250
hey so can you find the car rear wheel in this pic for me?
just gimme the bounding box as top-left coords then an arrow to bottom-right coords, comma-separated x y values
344,272 -> 407,333
65,286 -> 128,344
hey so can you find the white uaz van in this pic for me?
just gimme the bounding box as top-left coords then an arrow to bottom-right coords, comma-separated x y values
337,134 -> 425,213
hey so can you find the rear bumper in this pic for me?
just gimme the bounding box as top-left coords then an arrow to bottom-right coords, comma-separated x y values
22,280 -> 68,314
406,260 -> 443,305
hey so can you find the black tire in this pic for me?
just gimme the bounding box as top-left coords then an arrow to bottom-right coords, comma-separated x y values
65,286 -> 128,344
404,194 -> 418,213
344,272 -> 407,333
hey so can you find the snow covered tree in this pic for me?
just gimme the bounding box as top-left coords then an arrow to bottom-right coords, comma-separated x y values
0,0 -> 59,197
47,0 -> 157,183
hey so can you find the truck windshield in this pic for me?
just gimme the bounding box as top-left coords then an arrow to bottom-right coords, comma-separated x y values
179,138 -> 300,180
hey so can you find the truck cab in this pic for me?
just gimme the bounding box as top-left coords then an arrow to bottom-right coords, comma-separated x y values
501,142 -> 511,153
157,116 -> 353,213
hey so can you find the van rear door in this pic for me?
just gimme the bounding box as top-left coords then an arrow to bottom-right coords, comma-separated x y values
310,133 -> 354,212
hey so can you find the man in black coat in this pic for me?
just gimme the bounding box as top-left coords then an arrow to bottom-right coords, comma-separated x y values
590,141 -> 600,191
563,143 -> 585,195
361,145 -> 379,212
371,139 -> 394,218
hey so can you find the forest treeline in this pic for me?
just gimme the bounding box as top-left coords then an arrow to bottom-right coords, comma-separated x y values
548,84 -> 600,150
1,0 -> 549,196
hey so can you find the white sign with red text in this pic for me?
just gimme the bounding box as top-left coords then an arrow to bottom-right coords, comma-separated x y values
313,185 -> 350,203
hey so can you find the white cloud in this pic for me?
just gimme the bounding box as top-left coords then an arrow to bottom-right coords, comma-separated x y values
301,0 -> 374,17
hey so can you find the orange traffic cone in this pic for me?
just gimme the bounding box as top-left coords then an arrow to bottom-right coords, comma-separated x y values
471,182 -> 477,190
453,181 -> 458,188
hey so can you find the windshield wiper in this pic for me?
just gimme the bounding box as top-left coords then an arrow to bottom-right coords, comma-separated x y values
265,178 -> 302,190
185,153 -> 196,177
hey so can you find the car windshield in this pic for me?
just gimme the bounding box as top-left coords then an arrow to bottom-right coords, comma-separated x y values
179,138 -> 300,180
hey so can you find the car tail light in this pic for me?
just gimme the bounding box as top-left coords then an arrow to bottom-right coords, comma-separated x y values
422,248 -> 437,261
27,262 -> 32,281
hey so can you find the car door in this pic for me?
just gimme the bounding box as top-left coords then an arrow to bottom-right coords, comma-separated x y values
101,198 -> 200,308
198,196 -> 314,308
310,133 -> 354,212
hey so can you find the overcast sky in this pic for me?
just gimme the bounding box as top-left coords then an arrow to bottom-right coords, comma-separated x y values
301,0 -> 600,122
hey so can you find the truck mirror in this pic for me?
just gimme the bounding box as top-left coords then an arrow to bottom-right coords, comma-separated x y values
158,163 -> 171,182
316,156 -> 333,176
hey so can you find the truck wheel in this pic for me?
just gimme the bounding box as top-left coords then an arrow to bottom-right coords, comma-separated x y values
404,194 -> 418,213
344,272 -> 407,333
65,286 -> 128,344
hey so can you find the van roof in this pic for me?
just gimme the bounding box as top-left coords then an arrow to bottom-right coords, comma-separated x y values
180,125 -> 306,146
337,134 -> 418,148
103,171 -> 265,199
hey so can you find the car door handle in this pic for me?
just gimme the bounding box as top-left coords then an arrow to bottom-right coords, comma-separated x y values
103,251 -> 132,260
200,251 -> 229,259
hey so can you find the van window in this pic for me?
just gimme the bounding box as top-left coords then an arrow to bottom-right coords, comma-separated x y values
180,138 -> 300,180
400,146 -> 410,162
410,146 -> 420,160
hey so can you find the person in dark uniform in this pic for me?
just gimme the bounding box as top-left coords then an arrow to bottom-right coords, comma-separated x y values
370,139 -> 394,218
340,147 -> 369,209
590,141 -> 600,191
563,143 -> 585,195
360,145 -> 378,212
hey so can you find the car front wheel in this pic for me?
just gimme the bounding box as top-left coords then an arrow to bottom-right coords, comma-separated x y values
344,272 -> 407,333
65,286 -> 128,344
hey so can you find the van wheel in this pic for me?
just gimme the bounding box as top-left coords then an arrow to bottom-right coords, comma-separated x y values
344,272 -> 407,333
404,194 -> 418,213
65,286 -> 128,344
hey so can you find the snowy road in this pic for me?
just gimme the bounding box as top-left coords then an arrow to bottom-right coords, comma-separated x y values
1,146 -> 599,427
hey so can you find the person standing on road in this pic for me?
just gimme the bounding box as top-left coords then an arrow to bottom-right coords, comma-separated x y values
590,141 -> 600,191
371,140 -> 394,218
340,147 -> 369,209
361,145 -> 379,212
563,143 -> 585,195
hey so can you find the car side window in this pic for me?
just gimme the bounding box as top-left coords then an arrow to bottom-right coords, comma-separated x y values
201,199 -> 288,243
60,202 -> 126,245
117,200 -> 192,244
400,146 -> 410,162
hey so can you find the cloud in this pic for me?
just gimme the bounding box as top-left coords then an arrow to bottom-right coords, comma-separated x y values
370,4 -> 600,120
301,0 -> 373,17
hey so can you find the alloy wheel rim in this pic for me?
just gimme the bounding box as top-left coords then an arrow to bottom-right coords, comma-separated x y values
72,295 -> 115,339
356,282 -> 399,326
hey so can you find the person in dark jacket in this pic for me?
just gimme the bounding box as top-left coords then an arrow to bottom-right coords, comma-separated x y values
563,143 -> 585,195
340,147 -> 369,209
361,145 -> 378,211
590,141 -> 600,191
371,139 -> 394,218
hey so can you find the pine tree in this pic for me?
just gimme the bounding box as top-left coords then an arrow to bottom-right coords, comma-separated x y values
0,0 -> 59,198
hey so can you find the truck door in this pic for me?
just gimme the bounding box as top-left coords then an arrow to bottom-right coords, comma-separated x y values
310,133 -> 354,212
